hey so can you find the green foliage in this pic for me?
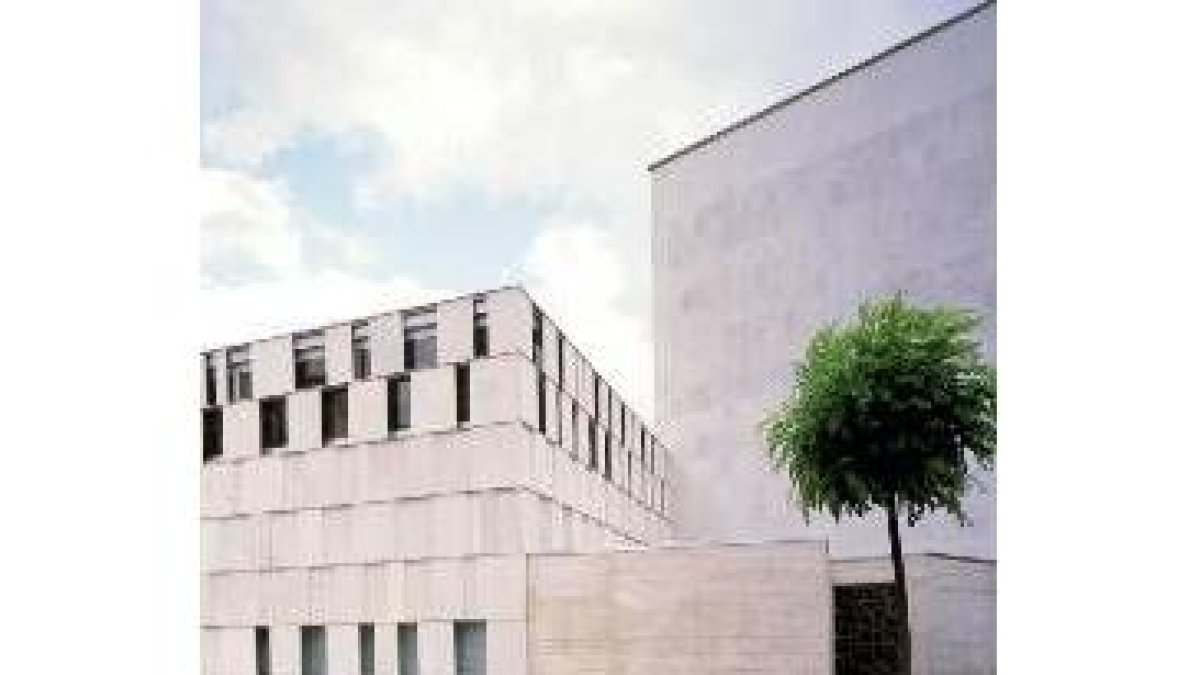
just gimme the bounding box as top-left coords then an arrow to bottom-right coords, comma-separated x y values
763,294 -> 996,526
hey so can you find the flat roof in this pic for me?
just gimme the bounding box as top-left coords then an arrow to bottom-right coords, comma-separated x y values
647,0 -> 995,172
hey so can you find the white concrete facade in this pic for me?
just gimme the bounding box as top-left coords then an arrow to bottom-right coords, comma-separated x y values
650,2 -> 997,561
202,287 -> 672,675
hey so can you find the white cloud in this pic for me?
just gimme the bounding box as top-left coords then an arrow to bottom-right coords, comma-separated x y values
200,0 -> 977,412
201,167 -> 302,280
511,221 -> 654,417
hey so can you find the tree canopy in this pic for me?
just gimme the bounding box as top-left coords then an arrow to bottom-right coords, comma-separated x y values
763,294 -> 996,526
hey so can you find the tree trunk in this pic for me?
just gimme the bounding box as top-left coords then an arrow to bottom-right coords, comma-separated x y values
887,498 -> 913,675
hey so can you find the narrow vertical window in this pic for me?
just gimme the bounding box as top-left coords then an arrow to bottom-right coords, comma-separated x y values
619,404 -> 626,446
556,334 -> 564,386
587,417 -> 597,471
227,345 -> 252,401
202,408 -> 222,462
403,308 -> 437,370
592,374 -> 600,419
358,624 -> 375,675
321,386 -> 348,445
603,431 -> 612,480
204,353 -> 217,406
455,363 -> 471,425
388,375 -> 411,432
454,621 -> 486,675
472,296 -> 489,358
294,330 -> 326,389
640,428 -> 647,465
650,437 -> 657,475
532,307 -> 544,369
397,624 -> 419,675
536,374 -> 547,434
260,397 -> 287,452
300,626 -> 326,675
352,321 -> 370,380
255,626 -> 271,675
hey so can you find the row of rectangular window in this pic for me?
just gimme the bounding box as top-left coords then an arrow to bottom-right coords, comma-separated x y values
206,369 -> 661,475
203,366 -> 469,460
254,622 -> 483,675
209,301 -> 491,407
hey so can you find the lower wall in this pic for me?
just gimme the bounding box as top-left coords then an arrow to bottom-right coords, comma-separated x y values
833,554 -> 996,675
527,541 -> 833,674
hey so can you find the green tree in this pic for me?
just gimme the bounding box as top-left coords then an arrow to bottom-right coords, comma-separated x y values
763,295 -> 995,675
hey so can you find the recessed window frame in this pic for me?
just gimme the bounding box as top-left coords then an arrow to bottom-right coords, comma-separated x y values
260,396 -> 288,452
472,296 -> 489,358
321,385 -> 349,446
455,362 -> 471,425
226,345 -> 252,402
352,321 -> 370,380
403,308 -> 438,371
203,407 -> 223,462
294,330 -> 327,390
388,374 -> 411,433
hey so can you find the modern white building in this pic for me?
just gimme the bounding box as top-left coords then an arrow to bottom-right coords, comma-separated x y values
201,3 -> 997,673
651,0 -> 997,561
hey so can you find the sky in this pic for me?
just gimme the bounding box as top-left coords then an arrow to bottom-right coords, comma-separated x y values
200,0 -> 979,416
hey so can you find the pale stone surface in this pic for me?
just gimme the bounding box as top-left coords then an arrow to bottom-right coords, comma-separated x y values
527,541 -> 833,674
252,335 -> 293,399
438,295 -> 475,366
651,4 -> 996,560
325,322 -> 354,385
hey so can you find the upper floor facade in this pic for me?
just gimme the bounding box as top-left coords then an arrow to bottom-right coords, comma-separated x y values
200,286 -> 671,519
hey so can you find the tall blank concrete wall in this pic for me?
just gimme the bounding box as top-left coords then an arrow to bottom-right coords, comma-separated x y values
527,541 -> 833,674
651,4 -> 996,559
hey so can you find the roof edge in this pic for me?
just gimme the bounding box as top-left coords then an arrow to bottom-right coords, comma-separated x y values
646,0 -> 996,172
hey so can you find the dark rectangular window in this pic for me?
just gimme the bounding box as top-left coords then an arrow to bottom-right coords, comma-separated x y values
352,321 -> 370,380
227,345 -> 252,402
294,331 -> 326,389
321,386 -> 348,445
455,363 -> 471,424
627,447 -> 633,488
204,353 -> 217,406
388,375 -> 411,432
587,417 -> 597,471
454,621 -> 486,675
532,307 -> 544,369
536,374 -> 546,434
359,624 -> 375,675
640,428 -> 647,464
255,626 -> 270,675
403,309 -> 437,370
473,296 -> 489,358
203,407 -> 222,462
300,626 -> 326,675
260,397 -> 287,452
619,404 -> 626,446
603,431 -> 612,480
592,374 -> 600,419
397,624 -> 418,675
650,438 -> 657,475
556,334 -> 564,386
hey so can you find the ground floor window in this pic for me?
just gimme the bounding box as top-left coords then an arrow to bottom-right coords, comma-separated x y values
301,625 -> 326,675
454,621 -> 486,675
